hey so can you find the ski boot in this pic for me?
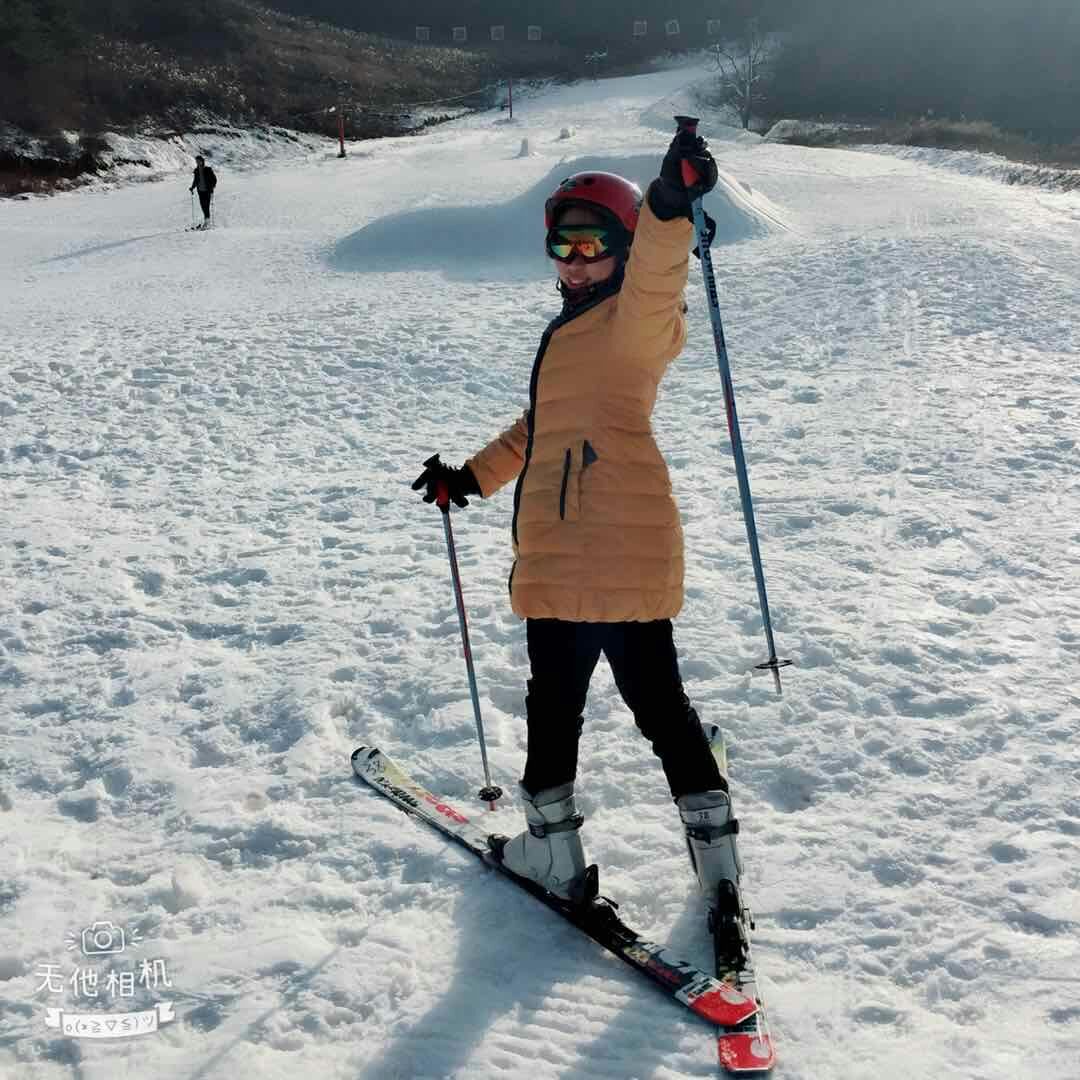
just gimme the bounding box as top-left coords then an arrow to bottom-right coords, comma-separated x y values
678,789 -> 751,969
494,782 -> 593,905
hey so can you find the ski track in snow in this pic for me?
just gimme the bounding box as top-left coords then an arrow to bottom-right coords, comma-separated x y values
1,68 -> 1079,1080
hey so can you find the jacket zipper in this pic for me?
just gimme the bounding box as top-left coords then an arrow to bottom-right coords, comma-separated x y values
558,448 -> 572,520
511,323 -> 557,546
510,285 -> 616,546
508,283 -> 622,604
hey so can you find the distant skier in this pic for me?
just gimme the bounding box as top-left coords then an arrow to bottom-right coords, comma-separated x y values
411,132 -> 740,914
189,155 -> 217,229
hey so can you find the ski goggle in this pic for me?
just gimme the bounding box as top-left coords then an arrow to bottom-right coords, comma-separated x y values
545,226 -> 625,263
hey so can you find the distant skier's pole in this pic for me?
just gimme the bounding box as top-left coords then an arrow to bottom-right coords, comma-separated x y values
337,98 -> 346,158
435,481 -> 503,808
190,191 -> 196,229
508,78 -> 513,121
675,114 -> 792,696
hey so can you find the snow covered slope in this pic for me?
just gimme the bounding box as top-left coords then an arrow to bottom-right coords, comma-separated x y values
1,65 -> 1079,1080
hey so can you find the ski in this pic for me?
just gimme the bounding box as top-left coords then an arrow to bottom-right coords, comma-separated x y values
351,745 -> 758,1030
705,725 -> 777,1073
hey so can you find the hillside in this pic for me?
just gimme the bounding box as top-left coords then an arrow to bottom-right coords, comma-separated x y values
6,0 -> 1079,198
0,0 -> 508,194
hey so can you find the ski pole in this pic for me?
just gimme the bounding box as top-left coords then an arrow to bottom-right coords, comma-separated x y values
434,477 -> 503,809
190,190 -> 196,229
675,114 -> 792,696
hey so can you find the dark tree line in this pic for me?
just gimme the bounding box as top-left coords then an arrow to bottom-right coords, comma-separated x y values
1,0 -> 240,70
250,1 -> 1080,138
3,0 -> 1078,146
1,0 -> 245,133
269,0 -> 791,46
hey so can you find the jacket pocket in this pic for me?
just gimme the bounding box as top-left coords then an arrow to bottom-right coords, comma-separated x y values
559,441 -> 597,522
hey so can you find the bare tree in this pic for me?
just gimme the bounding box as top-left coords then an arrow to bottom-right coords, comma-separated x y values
711,19 -> 770,131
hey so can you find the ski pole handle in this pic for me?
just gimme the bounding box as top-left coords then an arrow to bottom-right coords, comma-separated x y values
435,480 -> 450,513
674,114 -> 702,188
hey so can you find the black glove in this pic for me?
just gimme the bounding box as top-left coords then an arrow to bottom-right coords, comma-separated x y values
647,131 -> 719,222
411,454 -> 482,509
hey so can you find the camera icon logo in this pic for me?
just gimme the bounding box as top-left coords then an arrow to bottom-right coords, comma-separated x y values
80,922 -> 126,956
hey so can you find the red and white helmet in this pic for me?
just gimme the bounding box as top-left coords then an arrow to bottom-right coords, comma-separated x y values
544,171 -> 643,234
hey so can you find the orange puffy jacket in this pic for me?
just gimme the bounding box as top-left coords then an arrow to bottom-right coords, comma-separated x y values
467,201 -> 693,622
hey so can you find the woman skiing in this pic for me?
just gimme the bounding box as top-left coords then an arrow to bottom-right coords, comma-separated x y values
412,129 -> 741,911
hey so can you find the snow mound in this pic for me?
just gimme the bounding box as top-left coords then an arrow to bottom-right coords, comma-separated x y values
330,153 -> 784,278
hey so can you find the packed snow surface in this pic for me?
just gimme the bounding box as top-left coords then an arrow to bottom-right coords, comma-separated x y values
2,66 -> 1079,1080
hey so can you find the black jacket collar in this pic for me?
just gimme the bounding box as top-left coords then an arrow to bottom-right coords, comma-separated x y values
557,262 -> 626,318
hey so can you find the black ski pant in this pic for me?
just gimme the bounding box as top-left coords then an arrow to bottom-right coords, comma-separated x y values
521,618 -> 724,801
197,191 -> 212,219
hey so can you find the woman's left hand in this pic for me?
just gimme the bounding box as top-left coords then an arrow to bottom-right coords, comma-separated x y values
648,132 -> 719,220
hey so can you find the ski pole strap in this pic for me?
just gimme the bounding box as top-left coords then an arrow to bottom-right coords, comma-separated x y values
528,813 -> 584,839
692,211 -> 717,260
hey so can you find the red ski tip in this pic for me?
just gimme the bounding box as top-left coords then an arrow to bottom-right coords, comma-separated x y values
689,984 -> 758,1027
718,1031 -> 776,1073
